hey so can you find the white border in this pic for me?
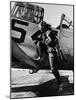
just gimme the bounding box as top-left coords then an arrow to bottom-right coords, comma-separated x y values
0,0 -> 75,100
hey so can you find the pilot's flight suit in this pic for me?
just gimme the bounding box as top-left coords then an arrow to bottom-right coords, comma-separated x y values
45,30 -> 61,85
39,27 -> 61,85
34,21 -> 61,86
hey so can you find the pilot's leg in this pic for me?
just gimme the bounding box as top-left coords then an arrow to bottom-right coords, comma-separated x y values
48,51 -> 61,85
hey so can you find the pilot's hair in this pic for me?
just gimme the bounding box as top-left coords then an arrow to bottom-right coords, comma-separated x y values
41,21 -> 52,32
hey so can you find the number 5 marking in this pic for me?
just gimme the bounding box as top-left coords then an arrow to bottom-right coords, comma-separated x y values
11,19 -> 29,43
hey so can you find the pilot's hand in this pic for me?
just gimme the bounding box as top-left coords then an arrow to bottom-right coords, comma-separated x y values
45,37 -> 51,45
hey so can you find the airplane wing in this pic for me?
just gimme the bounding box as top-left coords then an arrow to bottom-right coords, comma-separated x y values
59,28 -> 73,56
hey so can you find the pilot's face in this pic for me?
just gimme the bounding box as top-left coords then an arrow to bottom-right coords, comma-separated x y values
45,30 -> 52,45
39,22 -> 42,30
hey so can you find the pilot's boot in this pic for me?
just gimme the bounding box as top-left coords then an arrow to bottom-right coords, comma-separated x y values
52,69 -> 61,85
52,69 -> 64,94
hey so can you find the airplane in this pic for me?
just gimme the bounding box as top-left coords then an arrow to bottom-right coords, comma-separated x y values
11,2 -> 45,73
56,14 -> 73,70
11,2 -> 74,74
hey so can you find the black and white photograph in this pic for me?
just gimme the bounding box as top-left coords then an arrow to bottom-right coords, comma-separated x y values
10,1 -> 74,99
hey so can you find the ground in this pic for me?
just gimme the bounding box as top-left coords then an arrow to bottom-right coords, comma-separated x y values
11,69 -> 74,99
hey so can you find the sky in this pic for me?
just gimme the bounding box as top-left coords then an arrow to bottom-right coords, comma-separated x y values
11,2 -> 73,27
32,3 -> 73,27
